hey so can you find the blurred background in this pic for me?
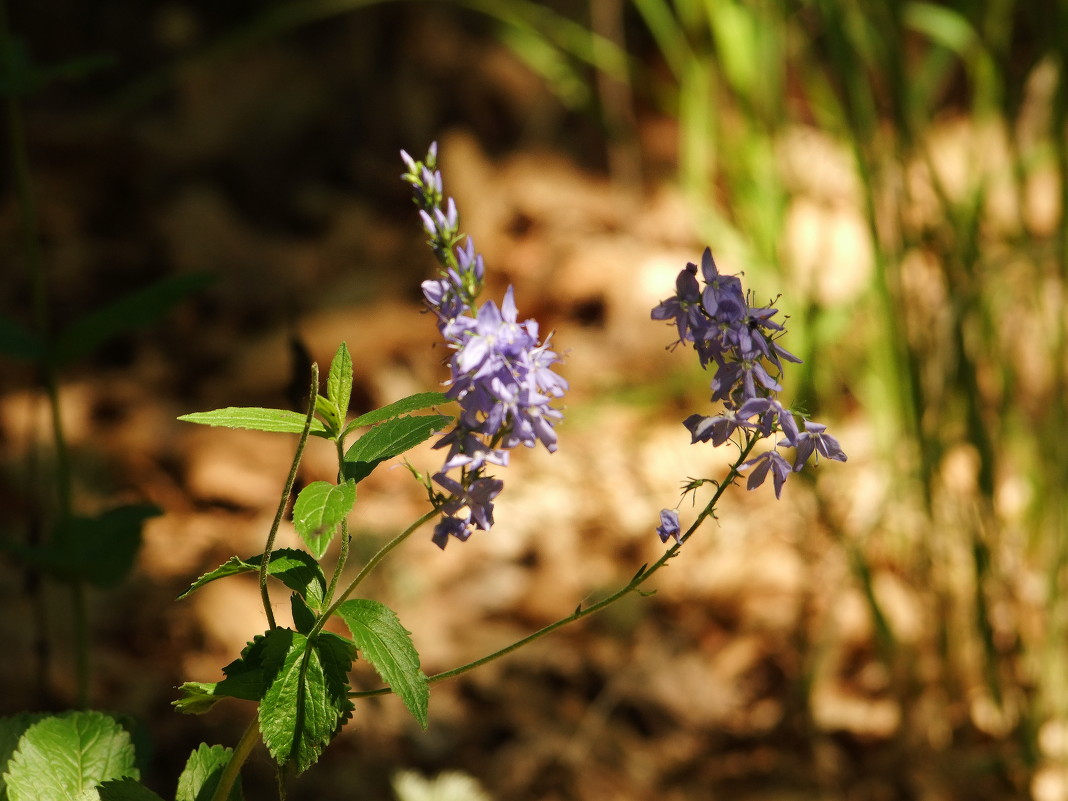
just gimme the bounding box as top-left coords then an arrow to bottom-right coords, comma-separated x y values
1,1 -> 1066,799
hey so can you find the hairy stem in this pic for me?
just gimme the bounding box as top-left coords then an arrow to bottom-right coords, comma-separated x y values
322,438 -> 351,610
350,435 -> 758,698
311,508 -> 438,639
260,363 -> 319,629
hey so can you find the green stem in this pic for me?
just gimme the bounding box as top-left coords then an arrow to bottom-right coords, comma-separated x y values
311,508 -> 438,639
322,439 -> 351,609
350,436 -> 758,698
322,519 -> 349,611
260,363 -> 319,629
209,717 -> 260,801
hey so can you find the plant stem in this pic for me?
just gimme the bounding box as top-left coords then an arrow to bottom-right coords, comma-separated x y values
260,363 -> 319,629
322,439 -> 351,610
350,436 -> 758,698
209,716 -> 260,801
311,508 -> 439,639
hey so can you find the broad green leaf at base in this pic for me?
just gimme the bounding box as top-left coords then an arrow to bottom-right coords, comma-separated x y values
258,632 -> 355,774
3,711 -> 139,801
176,743 -> 243,801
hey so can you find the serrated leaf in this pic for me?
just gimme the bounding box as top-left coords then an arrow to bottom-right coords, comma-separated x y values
176,743 -> 242,801
292,481 -> 356,559
258,632 -> 354,774
0,714 -> 47,800
51,273 -> 213,366
344,391 -> 450,435
178,408 -> 327,438
5,505 -> 160,588
0,315 -> 42,361
176,556 -> 255,600
342,415 -> 450,483
326,342 -> 353,425
177,549 -> 326,610
174,628 -> 296,713
4,711 -> 139,801
96,778 -> 166,801
335,599 -> 428,729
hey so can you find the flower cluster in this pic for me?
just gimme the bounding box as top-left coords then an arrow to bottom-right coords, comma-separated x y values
651,248 -> 846,542
402,145 -> 568,548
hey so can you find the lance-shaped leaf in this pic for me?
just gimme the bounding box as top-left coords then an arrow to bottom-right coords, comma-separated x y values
177,549 -> 327,609
342,391 -> 450,437
51,273 -> 213,366
3,711 -> 139,801
178,407 -> 328,438
174,628 -> 295,714
342,415 -> 450,483
176,743 -> 243,801
258,633 -> 355,774
292,480 -> 356,559
325,342 -> 353,429
335,599 -> 428,729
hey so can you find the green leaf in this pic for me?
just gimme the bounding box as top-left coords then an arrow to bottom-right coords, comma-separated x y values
0,714 -> 47,800
258,632 -> 354,774
314,394 -> 338,434
96,779 -> 166,801
176,743 -> 242,801
292,481 -> 356,559
0,315 -> 42,361
343,391 -> 450,435
335,599 -> 428,729
326,342 -> 353,426
260,551 -> 328,610
176,556 -> 254,600
342,415 -> 450,483
177,549 -> 326,610
174,628 -> 296,713
4,505 -> 160,588
290,593 -> 316,635
177,408 -> 327,438
50,273 -> 213,366
4,711 -> 139,801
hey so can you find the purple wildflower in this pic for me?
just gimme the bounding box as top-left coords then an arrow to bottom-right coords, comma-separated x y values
740,449 -> 793,499
651,247 -> 845,521
791,421 -> 848,471
656,509 -> 682,543
403,144 -> 567,548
